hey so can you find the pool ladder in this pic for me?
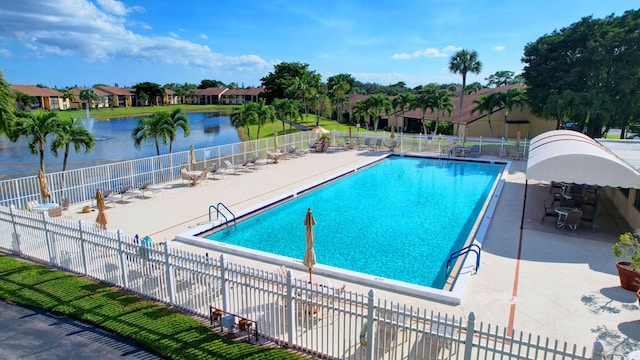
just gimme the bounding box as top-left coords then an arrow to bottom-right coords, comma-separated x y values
208,202 -> 237,228
445,244 -> 481,276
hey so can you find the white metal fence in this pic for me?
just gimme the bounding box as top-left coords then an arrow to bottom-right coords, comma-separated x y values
0,204 -> 603,360
0,131 -> 528,209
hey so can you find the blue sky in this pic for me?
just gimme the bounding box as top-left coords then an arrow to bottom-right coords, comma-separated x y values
0,1 -> 637,89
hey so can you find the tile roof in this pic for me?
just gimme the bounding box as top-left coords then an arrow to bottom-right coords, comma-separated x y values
10,84 -> 63,97
195,87 -> 228,96
94,85 -> 134,96
223,88 -> 265,96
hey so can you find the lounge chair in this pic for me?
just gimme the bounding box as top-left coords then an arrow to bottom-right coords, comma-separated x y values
359,138 -> 371,150
224,160 -> 239,174
541,201 -> 557,225
138,181 -> 163,197
373,139 -> 382,150
209,163 -> 225,179
247,156 -> 265,169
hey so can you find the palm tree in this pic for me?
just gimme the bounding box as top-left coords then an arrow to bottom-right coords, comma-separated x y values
365,94 -> 392,132
410,90 -> 436,135
330,80 -> 350,123
131,112 -> 173,156
431,87 -> 455,134
166,108 -> 190,154
11,110 -> 61,172
272,98 -> 302,134
392,93 -> 414,133
471,93 -> 501,138
352,100 -> 368,130
51,117 -> 96,172
496,88 -> 526,137
287,75 -> 315,120
0,70 -> 16,136
62,90 -> 76,109
254,99 -> 275,139
542,90 -> 578,130
231,102 -> 259,141
449,49 -> 482,135
79,88 -> 98,109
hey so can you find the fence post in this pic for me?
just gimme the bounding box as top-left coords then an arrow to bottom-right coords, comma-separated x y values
116,230 -> 129,288
8,205 -> 21,255
286,270 -> 294,348
164,242 -> 175,304
365,289 -> 375,360
41,212 -> 55,265
219,254 -> 229,313
463,312 -> 476,359
591,340 -> 605,360
78,220 -> 88,276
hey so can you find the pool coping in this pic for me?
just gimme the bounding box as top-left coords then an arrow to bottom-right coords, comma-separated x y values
174,153 -> 509,305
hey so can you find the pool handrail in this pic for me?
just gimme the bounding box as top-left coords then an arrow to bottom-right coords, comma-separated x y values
208,202 -> 236,228
446,243 -> 481,276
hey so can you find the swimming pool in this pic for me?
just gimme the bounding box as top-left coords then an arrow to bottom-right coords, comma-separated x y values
201,156 -> 503,289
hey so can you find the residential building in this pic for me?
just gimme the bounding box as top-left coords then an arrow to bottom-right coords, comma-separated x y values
10,84 -> 66,111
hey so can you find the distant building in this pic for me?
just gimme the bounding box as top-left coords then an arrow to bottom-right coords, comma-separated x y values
10,84 -> 66,111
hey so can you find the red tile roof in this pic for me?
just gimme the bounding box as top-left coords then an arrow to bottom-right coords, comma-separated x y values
94,85 -> 134,96
223,88 -> 265,96
10,84 -> 63,97
196,87 -> 228,96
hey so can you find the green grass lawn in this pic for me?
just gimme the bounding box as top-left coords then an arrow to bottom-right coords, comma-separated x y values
0,255 -> 304,360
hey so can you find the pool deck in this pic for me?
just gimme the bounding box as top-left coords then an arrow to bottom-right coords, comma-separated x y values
68,147 -> 640,357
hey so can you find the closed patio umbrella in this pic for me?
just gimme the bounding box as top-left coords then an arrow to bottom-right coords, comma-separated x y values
38,170 -> 50,202
95,189 -> 108,230
189,145 -> 196,170
302,208 -> 317,282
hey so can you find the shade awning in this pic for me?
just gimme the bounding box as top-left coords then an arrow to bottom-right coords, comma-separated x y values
526,130 -> 640,188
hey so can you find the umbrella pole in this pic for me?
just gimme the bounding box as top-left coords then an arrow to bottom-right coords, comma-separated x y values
308,268 -> 312,282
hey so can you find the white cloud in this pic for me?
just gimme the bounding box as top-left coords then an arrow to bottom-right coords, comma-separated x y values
200,33 -> 208,40
0,49 -> 11,57
169,32 -> 179,38
443,45 -> 462,52
391,52 -> 411,60
391,47 -> 451,60
493,45 -> 506,51
0,0 -> 270,73
97,0 -> 143,16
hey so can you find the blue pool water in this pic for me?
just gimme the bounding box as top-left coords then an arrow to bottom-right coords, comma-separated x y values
205,156 -> 502,288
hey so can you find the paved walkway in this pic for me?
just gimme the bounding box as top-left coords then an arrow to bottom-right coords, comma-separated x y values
65,148 -> 640,358
0,300 -> 163,359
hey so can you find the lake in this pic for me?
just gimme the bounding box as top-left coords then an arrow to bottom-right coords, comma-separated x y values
0,112 -> 241,180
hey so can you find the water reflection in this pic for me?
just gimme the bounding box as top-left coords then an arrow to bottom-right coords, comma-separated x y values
0,112 -> 240,180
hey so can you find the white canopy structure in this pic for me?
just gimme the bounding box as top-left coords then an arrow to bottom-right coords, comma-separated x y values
526,130 -> 640,188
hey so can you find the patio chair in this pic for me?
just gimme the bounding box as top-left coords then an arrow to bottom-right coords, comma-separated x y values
470,145 -> 480,157
60,197 -> 72,217
541,201 -> 557,225
559,197 -> 575,208
558,209 -> 582,231
47,206 -> 62,218
580,205 -> 601,232
180,168 -> 192,184
373,139 -> 382,150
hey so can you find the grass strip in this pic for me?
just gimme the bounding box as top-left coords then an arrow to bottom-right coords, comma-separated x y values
0,255 -> 304,360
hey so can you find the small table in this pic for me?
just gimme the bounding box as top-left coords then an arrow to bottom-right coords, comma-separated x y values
31,203 -> 59,213
186,171 -> 203,185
